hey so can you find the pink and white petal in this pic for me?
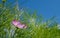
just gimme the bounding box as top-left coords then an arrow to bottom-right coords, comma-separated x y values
24,26 -> 27,28
17,24 -> 24,29
12,20 -> 21,26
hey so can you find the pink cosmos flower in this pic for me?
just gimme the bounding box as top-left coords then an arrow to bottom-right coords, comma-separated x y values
12,20 -> 27,29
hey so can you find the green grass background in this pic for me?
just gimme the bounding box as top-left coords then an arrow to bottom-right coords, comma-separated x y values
0,0 -> 60,38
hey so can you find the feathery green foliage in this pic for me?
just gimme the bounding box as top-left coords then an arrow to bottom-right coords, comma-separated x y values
0,0 -> 60,38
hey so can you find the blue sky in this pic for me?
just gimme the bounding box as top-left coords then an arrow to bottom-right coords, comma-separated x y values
19,0 -> 60,23
0,0 -> 60,23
